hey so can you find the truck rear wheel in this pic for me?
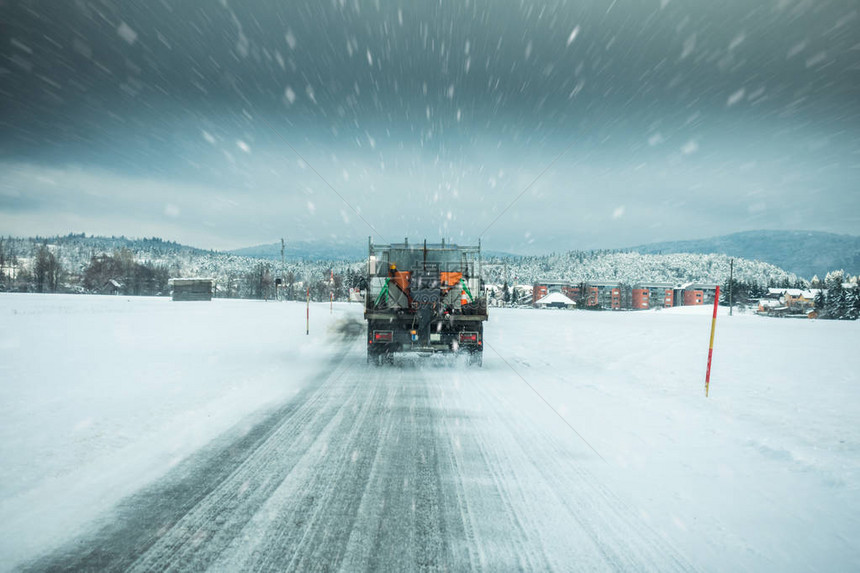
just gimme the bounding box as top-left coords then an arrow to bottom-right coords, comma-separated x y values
468,351 -> 483,367
367,350 -> 382,366
367,350 -> 393,366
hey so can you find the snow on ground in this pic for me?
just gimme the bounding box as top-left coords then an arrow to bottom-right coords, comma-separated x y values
490,305 -> 860,571
1,294 -> 858,571
0,294 -> 352,569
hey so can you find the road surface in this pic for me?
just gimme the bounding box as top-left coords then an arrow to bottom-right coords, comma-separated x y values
28,333 -> 692,572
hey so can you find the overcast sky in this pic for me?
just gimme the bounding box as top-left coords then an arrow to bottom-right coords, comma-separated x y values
1,0 -> 858,253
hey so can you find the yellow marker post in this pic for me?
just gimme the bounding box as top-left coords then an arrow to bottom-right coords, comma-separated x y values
705,285 -> 721,397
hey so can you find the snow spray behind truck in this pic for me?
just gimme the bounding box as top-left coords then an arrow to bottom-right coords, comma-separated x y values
364,238 -> 488,366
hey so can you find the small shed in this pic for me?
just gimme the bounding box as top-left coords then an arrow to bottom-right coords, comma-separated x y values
170,278 -> 214,301
103,279 -> 123,295
534,292 -> 576,309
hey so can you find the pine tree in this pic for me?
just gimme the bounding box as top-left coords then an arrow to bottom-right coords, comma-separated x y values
824,270 -> 846,319
836,287 -> 851,320
814,291 -> 826,312
845,287 -> 860,321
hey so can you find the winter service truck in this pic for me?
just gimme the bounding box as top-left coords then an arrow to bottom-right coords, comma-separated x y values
364,238 -> 488,366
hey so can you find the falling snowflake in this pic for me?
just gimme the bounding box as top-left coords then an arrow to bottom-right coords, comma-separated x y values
117,22 -> 137,45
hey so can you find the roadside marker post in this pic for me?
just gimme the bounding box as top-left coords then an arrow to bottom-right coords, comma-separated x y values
705,285 -> 720,397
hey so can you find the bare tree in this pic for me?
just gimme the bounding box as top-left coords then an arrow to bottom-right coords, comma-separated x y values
34,243 -> 62,293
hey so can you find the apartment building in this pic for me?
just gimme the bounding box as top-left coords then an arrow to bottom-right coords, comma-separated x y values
532,280 -> 713,310
639,282 -> 675,308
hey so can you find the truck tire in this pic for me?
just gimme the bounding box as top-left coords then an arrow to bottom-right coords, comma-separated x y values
368,351 -> 392,366
367,351 -> 380,366
469,351 -> 483,367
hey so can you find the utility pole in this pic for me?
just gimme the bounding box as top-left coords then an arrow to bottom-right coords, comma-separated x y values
729,258 -> 734,316
504,261 -> 508,307
280,238 -> 286,301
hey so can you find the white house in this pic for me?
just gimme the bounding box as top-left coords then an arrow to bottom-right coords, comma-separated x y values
534,292 -> 576,309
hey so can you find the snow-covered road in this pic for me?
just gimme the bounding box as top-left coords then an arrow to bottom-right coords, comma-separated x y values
24,329 -> 688,571
2,294 -> 859,571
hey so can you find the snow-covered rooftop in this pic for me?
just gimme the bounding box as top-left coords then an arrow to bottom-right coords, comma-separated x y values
534,292 -> 576,306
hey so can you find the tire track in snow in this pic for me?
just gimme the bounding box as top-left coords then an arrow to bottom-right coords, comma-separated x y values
432,374 -> 557,571
231,365 -> 388,572
336,372 -> 470,572
209,361 -> 468,572
451,364 -> 696,572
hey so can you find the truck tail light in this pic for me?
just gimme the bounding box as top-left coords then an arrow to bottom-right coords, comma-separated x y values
373,331 -> 393,342
459,332 -> 478,343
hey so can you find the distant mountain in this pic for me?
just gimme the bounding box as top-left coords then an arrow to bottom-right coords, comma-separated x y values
482,250 -> 519,258
630,230 -> 860,279
231,241 -> 517,261
230,240 -> 365,261
15,233 -> 213,255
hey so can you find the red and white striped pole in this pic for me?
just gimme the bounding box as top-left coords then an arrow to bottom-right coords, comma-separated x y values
705,285 -> 720,397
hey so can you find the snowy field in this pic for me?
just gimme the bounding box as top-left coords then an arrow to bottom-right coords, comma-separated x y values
1,293 -> 858,571
0,294 -> 349,570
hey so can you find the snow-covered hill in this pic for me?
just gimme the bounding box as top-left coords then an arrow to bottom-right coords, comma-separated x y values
0,235 -> 362,299
630,230 -> 860,279
484,250 -> 804,287
1,235 -> 808,298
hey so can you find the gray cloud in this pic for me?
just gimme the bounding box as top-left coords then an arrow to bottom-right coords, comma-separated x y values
1,0 -> 858,252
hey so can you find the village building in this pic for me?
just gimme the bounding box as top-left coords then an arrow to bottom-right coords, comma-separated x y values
102,279 -> 123,295
639,282 -> 675,308
534,292 -> 576,309
531,279 -> 716,310
170,278 -> 215,301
